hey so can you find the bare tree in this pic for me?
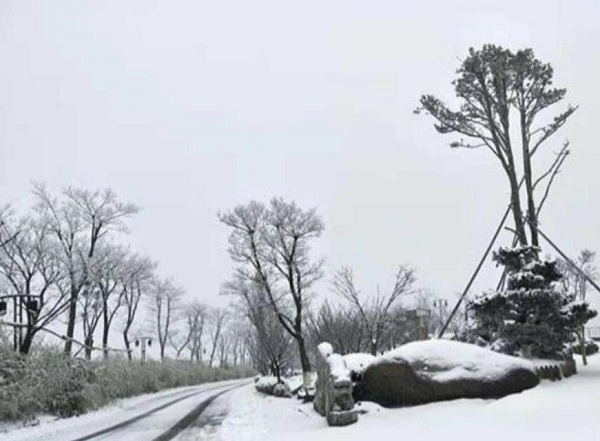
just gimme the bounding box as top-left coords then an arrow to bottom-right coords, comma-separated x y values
92,244 -> 139,359
224,277 -> 295,381
186,302 -> 208,362
220,198 -> 324,386
333,265 -> 415,355
308,302 -> 367,354
557,249 -> 598,365
33,184 -> 138,355
121,256 -> 155,360
0,215 -> 67,354
207,306 -> 227,367
79,281 -> 103,359
227,323 -> 245,367
168,301 -> 208,360
150,277 -> 182,361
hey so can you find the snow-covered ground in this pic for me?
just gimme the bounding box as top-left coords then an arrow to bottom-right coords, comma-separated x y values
215,354 -> 600,441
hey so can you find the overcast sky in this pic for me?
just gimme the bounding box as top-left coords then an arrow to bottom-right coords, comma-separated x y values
1,0 -> 599,308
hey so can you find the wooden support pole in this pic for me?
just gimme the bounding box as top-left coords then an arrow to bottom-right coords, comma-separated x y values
437,202 -> 512,338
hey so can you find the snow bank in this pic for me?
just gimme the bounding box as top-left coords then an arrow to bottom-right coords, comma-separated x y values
343,353 -> 376,374
379,340 -> 536,382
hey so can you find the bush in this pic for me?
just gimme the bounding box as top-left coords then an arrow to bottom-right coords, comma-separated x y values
572,340 -> 599,356
469,246 -> 597,359
0,346 -> 256,423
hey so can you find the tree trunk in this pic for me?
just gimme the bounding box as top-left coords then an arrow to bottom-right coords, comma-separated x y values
64,290 -> 78,355
123,331 -> 132,361
507,172 -> 528,246
84,335 -> 93,360
580,325 -> 587,366
19,328 -> 35,355
102,300 -> 110,359
296,335 -> 312,387
520,112 -> 539,247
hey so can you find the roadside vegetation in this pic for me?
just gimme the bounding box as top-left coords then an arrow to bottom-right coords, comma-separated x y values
0,343 -> 254,423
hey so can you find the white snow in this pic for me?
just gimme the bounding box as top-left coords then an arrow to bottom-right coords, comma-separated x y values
318,342 -> 333,358
328,353 -> 351,382
378,339 -> 535,382
212,354 -> 600,441
254,376 -> 279,388
343,353 -> 376,374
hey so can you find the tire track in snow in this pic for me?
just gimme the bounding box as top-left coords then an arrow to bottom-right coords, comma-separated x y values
69,382 -> 232,441
152,383 -> 248,441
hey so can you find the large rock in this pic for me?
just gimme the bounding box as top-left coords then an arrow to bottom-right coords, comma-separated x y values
356,340 -> 540,407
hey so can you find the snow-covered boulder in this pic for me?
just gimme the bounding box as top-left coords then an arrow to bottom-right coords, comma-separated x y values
254,376 -> 279,395
357,340 -> 540,407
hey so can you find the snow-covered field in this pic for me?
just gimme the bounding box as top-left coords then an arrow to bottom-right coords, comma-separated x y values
216,354 -> 600,441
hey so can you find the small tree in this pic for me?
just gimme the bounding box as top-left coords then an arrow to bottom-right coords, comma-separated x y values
332,266 -> 415,355
207,306 -> 227,367
150,278 -> 182,361
121,255 -> 155,360
470,246 -> 596,359
308,301 -> 368,355
224,277 -> 294,380
557,249 -> 598,364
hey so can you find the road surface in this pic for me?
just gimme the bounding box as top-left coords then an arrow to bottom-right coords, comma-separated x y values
4,378 -> 251,441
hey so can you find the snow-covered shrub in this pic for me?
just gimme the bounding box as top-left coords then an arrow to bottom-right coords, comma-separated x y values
0,344 -> 256,423
572,339 -> 599,356
254,375 -> 294,397
469,246 -> 597,359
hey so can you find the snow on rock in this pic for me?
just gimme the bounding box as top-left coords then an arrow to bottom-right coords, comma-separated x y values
378,339 -> 536,382
255,376 -> 279,389
328,353 -> 351,382
343,353 -> 376,374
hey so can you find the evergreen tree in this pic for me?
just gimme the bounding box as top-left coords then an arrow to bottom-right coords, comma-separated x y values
470,246 -> 596,359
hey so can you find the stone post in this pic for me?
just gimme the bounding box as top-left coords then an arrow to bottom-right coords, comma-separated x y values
314,342 -> 359,427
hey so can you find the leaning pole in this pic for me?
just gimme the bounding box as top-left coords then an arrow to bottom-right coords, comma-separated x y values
437,202 -> 512,338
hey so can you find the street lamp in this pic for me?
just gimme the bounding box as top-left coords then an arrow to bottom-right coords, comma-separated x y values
0,294 -> 41,351
135,336 -> 153,365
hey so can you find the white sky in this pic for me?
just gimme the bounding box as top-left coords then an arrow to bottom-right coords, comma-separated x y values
1,0 -> 599,307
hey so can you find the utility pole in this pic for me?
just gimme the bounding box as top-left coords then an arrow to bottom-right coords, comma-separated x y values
433,298 -> 448,336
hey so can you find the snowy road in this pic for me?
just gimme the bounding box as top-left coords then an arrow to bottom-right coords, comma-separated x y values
3,378 -> 251,441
